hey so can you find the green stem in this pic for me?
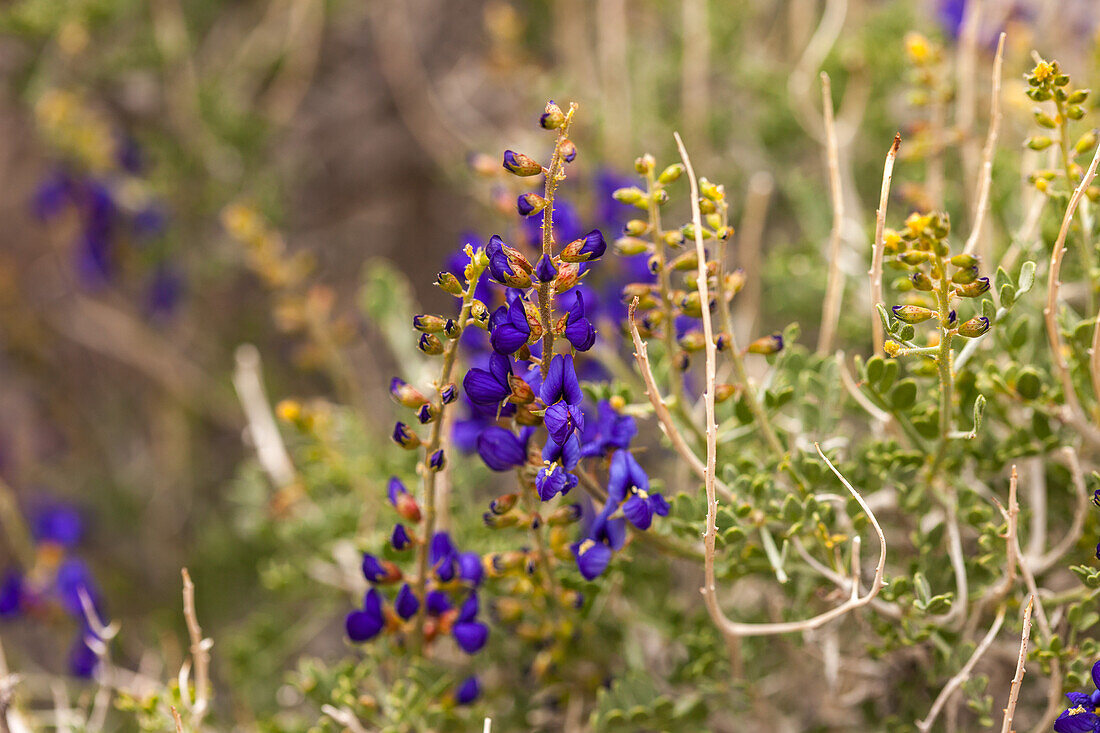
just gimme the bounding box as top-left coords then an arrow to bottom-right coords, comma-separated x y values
412,258 -> 484,652
929,252 -> 955,478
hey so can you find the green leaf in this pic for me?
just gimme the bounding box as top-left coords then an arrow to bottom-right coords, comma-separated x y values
994,266 -> 1012,294
999,284 -> 1016,309
982,298 -> 997,322
1016,368 -> 1042,399
866,355 -> 885,385
890,379 -> 918,409
879,360 -> 899,391
1018,260 -> 1037,294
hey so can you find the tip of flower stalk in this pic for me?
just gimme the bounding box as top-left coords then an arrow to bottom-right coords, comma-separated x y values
540,101 -> 565,130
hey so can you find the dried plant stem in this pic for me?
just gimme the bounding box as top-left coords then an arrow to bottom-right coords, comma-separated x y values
627,300 -> 732,503
1044,143 -> 1100,428
170,706 -> 185,733
962,32 -> 1006,257
181,568 -> 211,729
1091,308 -> 1100,420
321,705 -> 369,733
916,603 -> 1006,733
870,134 -> 901,355
232,344 -> 297,490
1000,596 -> 1035,733
677,132 -> 884,637
817,71 -> 846,355
536,104 -> 578,361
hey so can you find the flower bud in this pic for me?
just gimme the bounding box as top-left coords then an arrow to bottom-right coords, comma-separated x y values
559,230 -> 607,263
535,253 -> 558,283
440,383 -> 457,405
435,271 -> 463,296
1033,109 -> 1057,129
891,305 -> 936,323
413,314 -> 447,333
615,236 -> 650,256
417,403 -> 439,425
646,254 -> 662,275
949,253 -> 978,268
547,503 -> 582,525
957,316 -> 990,338
951,265 -> 979,285
503,150 -> 543,176
897,251 -> 933,266
726,269 -> 746,296
1067,105 -> 1086,120
699,177 -> 723,201
539,101 -> 565,129
489,493 -> 519,515
678,331 -> 706,351
554,262 -> 583,292
747,333 -> 784,355
483,511 -> 523,529
910,271 -> 933,291
418,333 -> 444,355
1076,129 -> 1098,156
395,492 -> 421,523
674,350 -> 691,372
613,186 -> 647,205
946,310 -> 957,328
715,225 -> 734,240
658,163 -> 684,184
391,524 -> 413,551
623,219 -> 649,237
390,377 -> 428,408
715,383 -> 740,403
1069,89 -> 1090,104
663,230 -> 685,247
443,319 -> 461,339
428,449 -> 445,471
1026,136 -> 1053,151
470,300 -> 489,327
392,422 -> 421,449
634,154 -> 655,174
954,277 -> 990,297
517,193 -> 547,217
560,139 -> 577,163
671,250 -> 699,271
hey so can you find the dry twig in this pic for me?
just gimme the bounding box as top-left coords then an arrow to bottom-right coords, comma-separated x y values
870,134 -> 901,354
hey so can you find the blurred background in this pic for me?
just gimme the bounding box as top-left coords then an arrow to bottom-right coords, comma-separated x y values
0,0 -> 1098,726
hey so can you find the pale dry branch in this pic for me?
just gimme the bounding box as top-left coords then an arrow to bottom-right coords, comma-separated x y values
170,707 -> 184,733
181,568 -> 211,728
232,344 -> 297,489
1044,143 -> 1100,431
626,299 -> 733,502
916,603 -> 1006,733
962,32 -> 1007,257
1000,596 -> 1035,733
818,71 -> 847,354
870,134 -> 901,355
321,705 -> 369,733
1032,447 -> 1087,574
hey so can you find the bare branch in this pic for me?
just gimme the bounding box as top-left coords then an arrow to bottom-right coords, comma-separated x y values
181,568 -> 211,728
818,71 -> 847,354
870,134 -> 901,354
1001,596 -> 1035,733
962,32 -> 1007,256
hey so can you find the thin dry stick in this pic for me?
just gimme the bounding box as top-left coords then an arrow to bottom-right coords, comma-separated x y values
678,131 -> 886,636
962,32 -> 1007,257
181,568 -> 211,728
232,344 -> 296,489
170,706 -> 185,733
1001,596 -> 1035,733
818,71 -> 846,354
1033,447 -> 1088,573
320,705 -> 369,733
916,603 -> 1006,733
627,300 -> 733,503
1045,143 -> 1100,426
870,134 -> 901,355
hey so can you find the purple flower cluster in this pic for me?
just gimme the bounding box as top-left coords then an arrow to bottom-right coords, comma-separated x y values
32,136 -> 181,317
0,502 -> 105,677
1055,661 -> 1100,731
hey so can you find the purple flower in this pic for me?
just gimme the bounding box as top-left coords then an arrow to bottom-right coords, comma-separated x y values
452,592 -> 489,654
476,426 -> 529,471
561,290 -> 596,351
426,590 -> 452,615
0,573 -> 23,616
540,354 -> 583,407
31,503 -> 83,548
607,449 -> 648,504
486,235 -> 532,288
68,635 -> 99,678
580,400 -> 637,458
55,559 -> 100,618
489,299 -> 533,355
455,676 -> 481,705
543,433 -> 580,471
463,353 -> 513,407
560,229 -> 607,263
458,552 -> 484,586
572,539 -> 613,580
536,463 -> 576,501
622,492 -> 670,531
391,524 -> 413,551
346,588 -> 385,641
535,253 -> 558,283
544,401 -> 585,446
394,583 -> 419,620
